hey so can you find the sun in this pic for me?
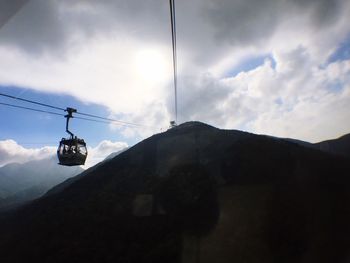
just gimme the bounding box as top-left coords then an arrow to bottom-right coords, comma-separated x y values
133,49 -> 168,83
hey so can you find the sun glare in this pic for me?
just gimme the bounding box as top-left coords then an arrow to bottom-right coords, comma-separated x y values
133,49 -> 168,83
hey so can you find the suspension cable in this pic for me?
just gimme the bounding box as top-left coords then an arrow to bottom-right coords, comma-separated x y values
0,102 -> 65,117
75,112 -> 146,127
169,0 -> 178,123
0,101 -> 149,128
0,92 -> 154,128
0,0 -> 30,31
0,92 -> 65,111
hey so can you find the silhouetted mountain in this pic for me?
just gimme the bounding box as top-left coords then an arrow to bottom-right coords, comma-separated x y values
104,148 -> 128,160
282,133 -> 350,159
0,156 -> 83,210
314,133 -> 350,158
45,148 -> 127,197
0,121 -> 349,263
282,137 -> 315,148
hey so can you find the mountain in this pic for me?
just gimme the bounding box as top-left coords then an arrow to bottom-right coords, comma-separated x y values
45,148 -> 127,197
0,156 -> 83,210
0,121 -> 349,263
314,133 -> 350,158
104,148 -> 128,161
282,133 -> 350,159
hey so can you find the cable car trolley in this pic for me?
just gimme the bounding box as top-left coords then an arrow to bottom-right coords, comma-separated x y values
57,107 -> 88,166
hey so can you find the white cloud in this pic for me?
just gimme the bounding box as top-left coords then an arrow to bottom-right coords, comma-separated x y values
0,139 -> 128,168
180,54 -> 350,142
85,140 -> 128,167
0,139 -> 56,166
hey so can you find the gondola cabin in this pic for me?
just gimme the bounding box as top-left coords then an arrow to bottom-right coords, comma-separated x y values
57,107 -> 88,166
57,137 -> 87,166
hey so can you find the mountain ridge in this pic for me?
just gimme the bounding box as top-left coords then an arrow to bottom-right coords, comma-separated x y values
314,133 -> 350,158
0,121 -> 349,263
0,156 -> 83,210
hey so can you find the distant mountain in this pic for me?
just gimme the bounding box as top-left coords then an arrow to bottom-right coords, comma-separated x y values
282,133 -> 350,159
281,137 -> 315,148
314,133 -> 350,158
104,148 -> 128,161
0,156 -> 83,210
0,122 -> 349,263
45,148 -> 127,197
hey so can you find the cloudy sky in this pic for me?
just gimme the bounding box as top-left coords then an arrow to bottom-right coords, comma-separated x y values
0,0 -> 349,167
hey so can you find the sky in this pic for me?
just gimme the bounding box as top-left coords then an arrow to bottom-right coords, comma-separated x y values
0,0 -> 350,167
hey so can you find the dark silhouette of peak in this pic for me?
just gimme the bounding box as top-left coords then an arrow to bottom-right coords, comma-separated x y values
0,122 -> 349,263
104,148 -> 128,161
339,133 -> 350,140
314,133 -> 350,158
280,133 -> 350,159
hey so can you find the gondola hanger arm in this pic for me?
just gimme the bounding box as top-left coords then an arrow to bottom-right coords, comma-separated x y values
65,107 -> 77,139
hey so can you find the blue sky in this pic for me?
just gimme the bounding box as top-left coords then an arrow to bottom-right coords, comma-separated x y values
0,0 -> 349,167
0,85 -> 141,148
328,33 -> 350,64
224,54 -> 276,78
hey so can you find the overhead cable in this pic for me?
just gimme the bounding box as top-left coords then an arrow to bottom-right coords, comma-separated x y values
75,112 -> 147,127
0,92 -> 154,128
0,102 -> 64,117
0,102 -> 140,127
169,0 -> 178,123
0,92 -> 65,111
0,0 -> 30,30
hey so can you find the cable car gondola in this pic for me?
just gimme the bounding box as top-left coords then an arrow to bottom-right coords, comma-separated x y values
57,107 -> 88,166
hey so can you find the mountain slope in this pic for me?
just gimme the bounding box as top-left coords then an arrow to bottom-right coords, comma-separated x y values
0,156 -> 83,210
314,133 -> 350,158
283,133 -> 350,158
45,148 -> 127,197
0,122 -> 349,263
